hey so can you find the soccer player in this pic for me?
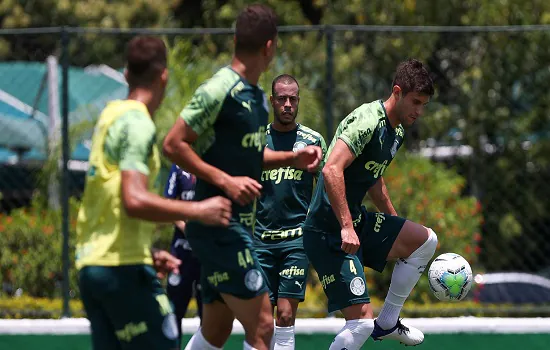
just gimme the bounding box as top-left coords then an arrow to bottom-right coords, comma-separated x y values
303,59 -> 438,349
76,36 -> 232,350
254,74 -> 326,350
162,5 -> 322,350
164,164 -> 203,342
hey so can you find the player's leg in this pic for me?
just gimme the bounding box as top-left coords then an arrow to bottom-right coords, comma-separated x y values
184,261 -> 233,349
191,261 -> 203,320
222,291 -> 274,349
186,300 -> 234,349
255,247 -> 280,307
273,298 -> 299,350
303,229 -> 374,350
185,229 -> 274,349
166,248 -> 197,341
360,211 -> 437,345
79,267 -> 122,350
94,265 -> 179,350
273,245 -> 308,350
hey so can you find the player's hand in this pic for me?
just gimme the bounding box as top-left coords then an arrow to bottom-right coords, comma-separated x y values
293,146 -> 322,172
195,196 -> 232,226
222,176 -> 262,206
151,248 -> 181,279
341,227 -> 360,254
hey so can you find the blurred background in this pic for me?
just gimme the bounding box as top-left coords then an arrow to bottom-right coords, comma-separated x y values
1,0 -> 550,320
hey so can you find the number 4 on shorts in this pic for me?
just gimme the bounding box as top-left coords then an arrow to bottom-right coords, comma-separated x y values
238,249 -> 254,268
349,260 -> 357,275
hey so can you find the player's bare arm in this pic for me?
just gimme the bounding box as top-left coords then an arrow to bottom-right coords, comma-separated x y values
322,139 -> 360,254
262,146 -> 322,171
163,118 -> 262,206
121,169 -> 231,226
367,177 -> 398,216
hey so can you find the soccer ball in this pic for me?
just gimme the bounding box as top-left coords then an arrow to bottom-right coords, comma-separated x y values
428,253 -> 473,301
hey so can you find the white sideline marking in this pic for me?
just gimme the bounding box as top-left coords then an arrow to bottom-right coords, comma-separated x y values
1,317 -> 550,335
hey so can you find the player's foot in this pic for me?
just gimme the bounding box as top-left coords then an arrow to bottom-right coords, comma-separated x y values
371,319 -> 424,346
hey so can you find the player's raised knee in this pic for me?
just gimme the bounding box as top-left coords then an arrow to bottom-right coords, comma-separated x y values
425,228 -> 438,256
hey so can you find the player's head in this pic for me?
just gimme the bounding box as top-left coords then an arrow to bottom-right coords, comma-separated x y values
270,74 -> 300,126
390,58 -> 434,127
124,36 -> 168,108
234,4 -> 278,72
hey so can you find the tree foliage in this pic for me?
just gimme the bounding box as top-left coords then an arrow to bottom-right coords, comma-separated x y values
2,0 -> 550,273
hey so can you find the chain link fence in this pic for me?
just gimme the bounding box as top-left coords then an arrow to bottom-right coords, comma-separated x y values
1,26 -> 550,318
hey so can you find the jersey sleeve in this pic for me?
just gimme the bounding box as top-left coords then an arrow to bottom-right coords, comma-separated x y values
180,79 -> 226,136
337,105 -> 379,157
316,135 -> 328,175
164,164 -> 180,199
106,111 -> 156,175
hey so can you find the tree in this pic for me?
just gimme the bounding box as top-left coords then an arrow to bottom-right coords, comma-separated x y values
0,0 -> 173,66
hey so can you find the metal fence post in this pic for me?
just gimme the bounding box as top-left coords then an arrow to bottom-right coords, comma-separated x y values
325,25 -> 334,139
61,26 -> 71,318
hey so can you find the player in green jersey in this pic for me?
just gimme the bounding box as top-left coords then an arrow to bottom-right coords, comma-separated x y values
76,36 -> 232,350
303,59 -> 438,349
163,5 -> 322,350
254,74 -> 327,350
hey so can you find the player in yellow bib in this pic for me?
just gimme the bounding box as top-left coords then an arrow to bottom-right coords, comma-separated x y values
76,36 -> 231,350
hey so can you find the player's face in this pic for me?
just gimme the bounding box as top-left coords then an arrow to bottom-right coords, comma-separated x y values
396,91 -> 430,127
270,82 -> 299,125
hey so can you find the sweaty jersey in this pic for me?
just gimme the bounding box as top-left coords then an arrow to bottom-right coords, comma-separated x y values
254,124 -> 327,248
304,100 -> 405,233
76,100 -> 161,268
181,66 -> 268,235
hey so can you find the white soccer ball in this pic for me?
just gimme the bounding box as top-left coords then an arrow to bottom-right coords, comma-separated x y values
428,253 -> 473,301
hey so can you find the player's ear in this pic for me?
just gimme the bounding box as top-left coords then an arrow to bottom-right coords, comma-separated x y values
161,67 -> 168,85
392,85 -> 402,100
270,95 -> 275,105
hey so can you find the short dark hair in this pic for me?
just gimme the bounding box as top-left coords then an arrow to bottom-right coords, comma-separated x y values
125,36 -> 167,87
271,74 -> 299,96
392,59 -> 434,96
235,4 -> 278,54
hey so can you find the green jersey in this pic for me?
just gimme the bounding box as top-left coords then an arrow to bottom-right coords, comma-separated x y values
254,124 -> 327,247
181,66 -> 269,234
76,100 -> 160,268
304,100 -> 405,233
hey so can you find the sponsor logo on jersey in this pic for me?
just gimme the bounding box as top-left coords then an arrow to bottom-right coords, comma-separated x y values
279,265 -> 306,277
364,160 -> 388,178
239,212 -> 255,227
321,274 -> 336,289
207,271 -> 230,287
241,126 -> 267,152
374,212 -> 386,232
297,130 -> 318,143
260,227 -> 303,241
261,167 -> 304,184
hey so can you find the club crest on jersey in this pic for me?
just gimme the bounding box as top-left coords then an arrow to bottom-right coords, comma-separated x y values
293,141 -> 307,152
390,140 -> 399,158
